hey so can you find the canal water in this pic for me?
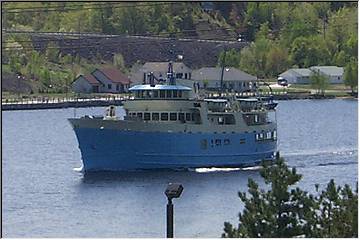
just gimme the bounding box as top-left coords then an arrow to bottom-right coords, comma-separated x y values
2,99 -> 358,237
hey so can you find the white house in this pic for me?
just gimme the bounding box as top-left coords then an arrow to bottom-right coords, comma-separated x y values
72,67 -> 131,94
72,74 -> 102,93
309,66 -> 344,84
279,68 -> 313,84
191,67 -> 258,92
92,68 -> 131,93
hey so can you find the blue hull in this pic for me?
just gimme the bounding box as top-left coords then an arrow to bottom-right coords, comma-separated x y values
73,128 -> 277,171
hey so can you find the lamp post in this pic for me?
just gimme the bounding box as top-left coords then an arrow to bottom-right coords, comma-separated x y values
164,183 -> 184,238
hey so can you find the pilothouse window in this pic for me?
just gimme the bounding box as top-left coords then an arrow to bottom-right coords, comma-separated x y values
170,113 -> 177,121
152,113 -> 159,121
144,112 -> 150,121
161,113 -> 169,121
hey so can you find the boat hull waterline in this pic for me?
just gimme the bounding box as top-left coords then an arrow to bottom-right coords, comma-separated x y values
71,126 -> 277,171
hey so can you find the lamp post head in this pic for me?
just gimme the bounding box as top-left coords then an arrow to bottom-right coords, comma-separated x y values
165,183 -> 183,200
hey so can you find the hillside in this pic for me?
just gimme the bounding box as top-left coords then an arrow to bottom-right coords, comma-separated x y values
2,2 -> 358,94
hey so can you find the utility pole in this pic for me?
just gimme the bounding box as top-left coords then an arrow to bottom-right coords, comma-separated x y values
322,16 -> 326,40
78,18 -> 81,64
219,50 -> 226,96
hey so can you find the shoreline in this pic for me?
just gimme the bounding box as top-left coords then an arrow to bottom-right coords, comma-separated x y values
1,94 -> 356,111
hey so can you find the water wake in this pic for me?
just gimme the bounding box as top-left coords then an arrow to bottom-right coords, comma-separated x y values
281,148 -> 357,158
194,165 -> 262,173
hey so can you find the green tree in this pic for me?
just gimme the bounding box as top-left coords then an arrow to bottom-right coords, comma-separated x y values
344,59 -> 358,94
113,53 -> 126,72
217,49 -> 241,68
222,158 -> 315,238
310,70 -> 329,95
239,37 -> 272,78
314,180 -> 358,237
45,42 -> 60,63
222,158 -> 358,238
265,44 -> 289,77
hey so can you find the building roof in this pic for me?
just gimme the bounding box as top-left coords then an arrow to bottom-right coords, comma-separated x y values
191,67 -> 257,81
76,74 -> 101,85
310,66 -> 344,76
129,84 -> 192,91
95,68 -> 131,84
141,62 -> 191,73
280,68 -> 312,78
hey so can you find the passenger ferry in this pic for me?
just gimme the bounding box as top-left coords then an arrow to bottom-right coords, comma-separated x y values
69,62 -> 278,171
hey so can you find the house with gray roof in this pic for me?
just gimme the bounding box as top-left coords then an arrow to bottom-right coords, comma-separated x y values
309,66 -> 344,84
130,62 -> 192,85
191,67 -> 257,92
279,68 -> 313,84
279,66 -> 344,84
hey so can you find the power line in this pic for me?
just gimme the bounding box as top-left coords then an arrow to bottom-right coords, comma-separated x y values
2,2 -> 174,13
2,2 -> 125,10
2,27 -> 237,44
2,38 -> 241,52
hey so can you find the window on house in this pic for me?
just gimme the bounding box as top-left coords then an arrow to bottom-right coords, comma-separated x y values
170,113 -> 177,121
176,73 -> 183,79
144,112 -> 151,121
152,113 -> 159,121
185,73 -> 188,79
108,84 -> 112,89
161,113 -> 169,121
137,112 -> 143,119
116,84 -> 119,91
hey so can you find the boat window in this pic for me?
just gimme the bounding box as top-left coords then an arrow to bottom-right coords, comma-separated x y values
186,113 -> 191,121
224,139 -> 230,145
179,113 -> 185,122
144,112 -> 151,121
273,130 -> 277,140
266,132 -> 272,139
170,113 -> 177,121
224,115 -> 235,125
215,139 -> 221,146
153,90 -> 159,98
178,91 -> 182,98
259,133 -> 264,139
152,112 -> 159,121
136,91 -> 140,98
137,112 -> 143,118
218,116 -> 224,125
254,114 -> 259,123
240,138 -> 246,144
191,113 -> 196,122
173,90 -> 178,98
166,90 -> 172,98
161,113 -> 169,121
160,90 -> 165,98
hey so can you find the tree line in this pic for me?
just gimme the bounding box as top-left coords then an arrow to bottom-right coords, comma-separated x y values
217,2 -> 357,81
